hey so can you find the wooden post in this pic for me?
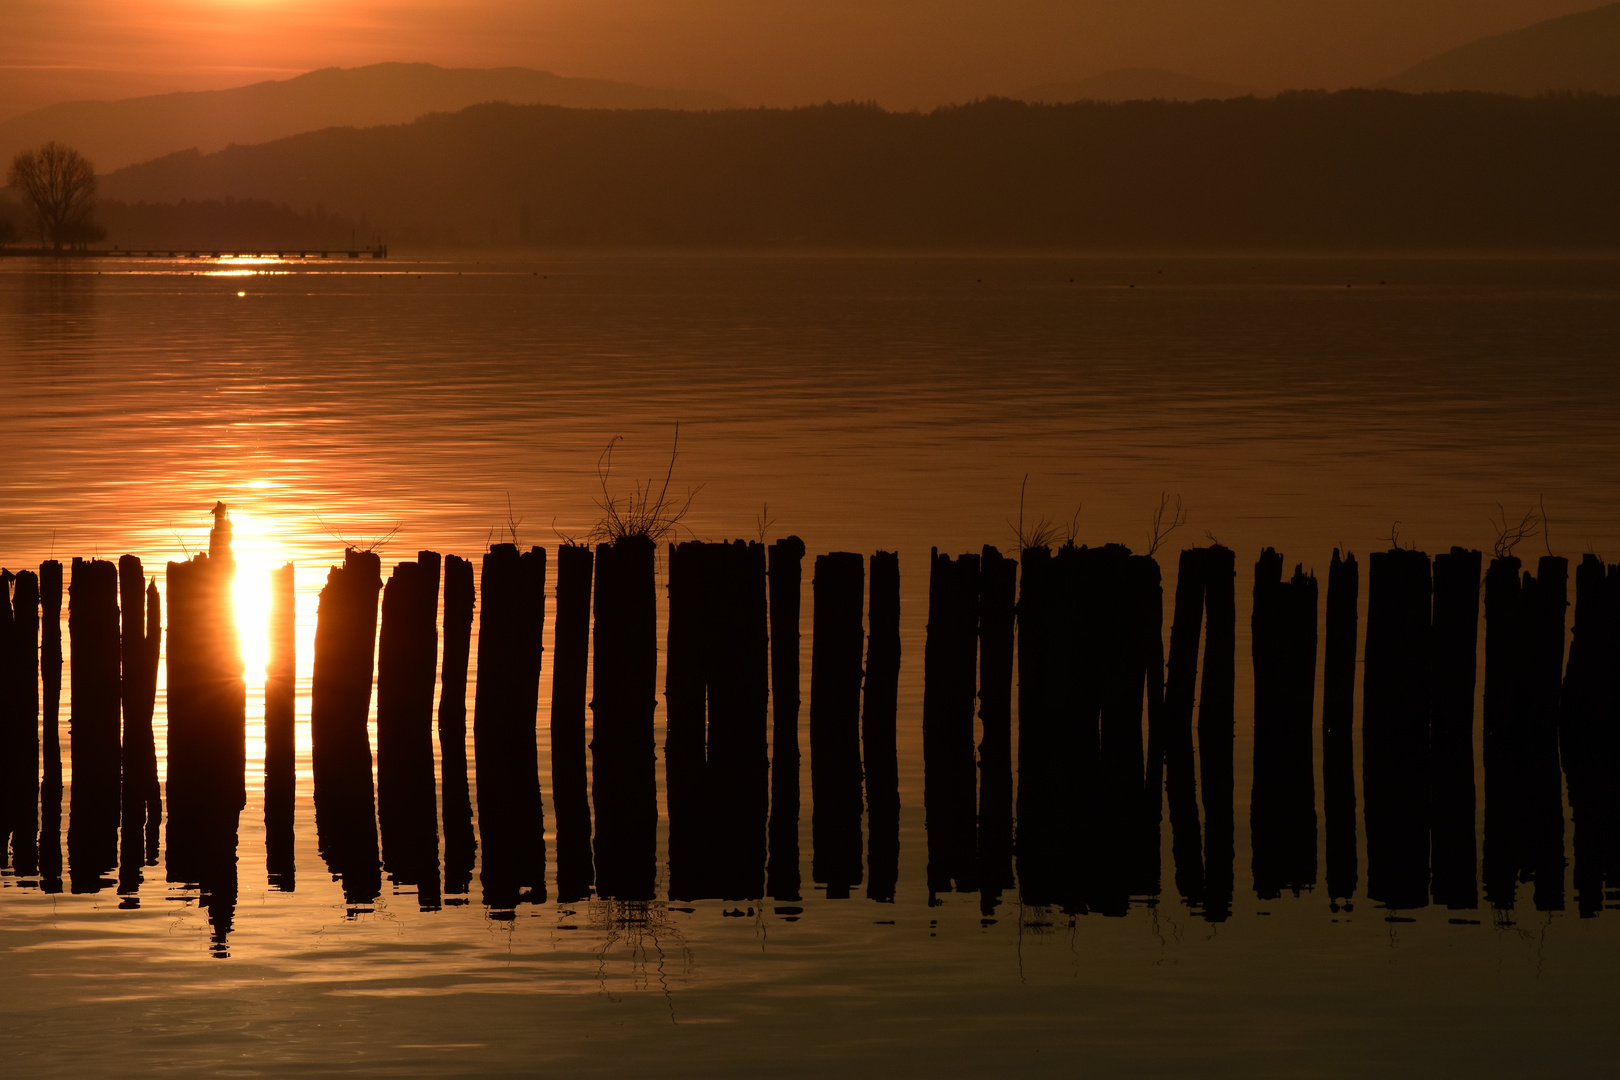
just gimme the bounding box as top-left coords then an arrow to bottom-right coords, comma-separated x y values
1521,555 -> 1567,912
550,544 -> 594,901
664,540 -> 710,900
976,546 -> 1016,903
264,563 -> 295,891
1198,545 -> 1236,921
1322,550 -> 1360,905
1481,554 -> 1523,909
766,536 -> 805,901
377,552 -> 442,909
1015,545 -> 1062,905
38,560 -> 62,889
1561,553 -> 1612,915
310,547 -> 382,906
863,550 -> 901,903
473,543 -> 547,907
1,570 -> 40,874
1283,564 -> 1319,894
1163,547 -> 1206,907
67,556 -> 121,888
923,549 -> 979,897
810,551 -> 864,896
708,541 -> 770,901
1092,543 -> 1142,916
591,536 -> 657,900
438,555 -> 476,898
1363,547 -> 1431,910
1129,552 -> 1166,900
1430,547 -> 1481,910
1250,547 -> 1287,899
117,556 -> 161,885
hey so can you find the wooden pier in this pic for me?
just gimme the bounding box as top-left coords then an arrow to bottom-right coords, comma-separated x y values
0,245 -> 388,260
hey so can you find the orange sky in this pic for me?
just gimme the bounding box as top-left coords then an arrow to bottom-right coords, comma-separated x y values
0,0 -> 1604,116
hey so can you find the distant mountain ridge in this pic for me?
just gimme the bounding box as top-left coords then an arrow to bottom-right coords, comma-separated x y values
1378,3 -> 1620,94
0,62 -> 733,172
1017,68 -> 1252,103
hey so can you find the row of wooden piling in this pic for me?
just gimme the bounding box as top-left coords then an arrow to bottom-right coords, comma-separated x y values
3,524 -> 1618,919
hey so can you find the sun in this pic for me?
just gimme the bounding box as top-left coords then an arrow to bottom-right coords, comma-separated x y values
228,508 -> 286,684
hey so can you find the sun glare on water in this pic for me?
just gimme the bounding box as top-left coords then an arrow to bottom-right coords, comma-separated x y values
228,509 -> 286,684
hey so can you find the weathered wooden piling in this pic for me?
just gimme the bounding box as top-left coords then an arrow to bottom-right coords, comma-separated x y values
1052,544 -> 1092,911
1198,545 -> 1236,920
864,550 -> 902,903
664,540 -> 711,899
1091,543 -> 1143,916
591,535 -> 658,900
1,570 -> 40,872
1363,547 -> 1432,910
976,545 -> 1016,901
473,543 -> 547,906
1128,552 -> 1166,900
708,541 -> 770,900
1322,549 -> 1359,903
1521,555 -> 1567,911
438,555 -> 476,898
1481,553 -> 1524,909
39,559 -> 62,882
118,556 -> 162,879
766,536 -> 805,901
377,552 -> 443,908
1283,565 -> 1319,891
1162,547 -> 1206,907
67,556 -> 121,888
309,547 -> 382,905
1561,554 -> 1614,914
551,544 -> 594,901
924,549 -> 980,897
1250,552 -> 1319,898
810,551 -> 864,896
1015,545 -> 1065,906
264,563 -> 296,890
1430,547 -> 1481,909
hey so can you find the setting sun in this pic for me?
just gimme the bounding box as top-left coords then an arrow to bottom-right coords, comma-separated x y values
228,508 -> 287,684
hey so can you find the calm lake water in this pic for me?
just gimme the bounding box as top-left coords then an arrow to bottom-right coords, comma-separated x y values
2,252 -> 1619,1076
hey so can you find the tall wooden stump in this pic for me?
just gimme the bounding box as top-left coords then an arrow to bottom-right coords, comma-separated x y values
1562,554 -> 1614,915
38,560 -> 63,889
591,536 -> 657,900
1430,547 -> 1481,909
1521,555 -> 1567,911
1198,544 -> 1236,921
1128,553 -> 1166,900
117,557 -> 161,887
551,544 -> 594,901
1091,543 -> 1144,916
664,541 -> 710,899
264,563 -> 296,891
810,551 -> 864,896
1363,547 -> 1432,910
864,551 -> 902,902
1323,549 -> 1359,904
165,507 -> 247,893
1250,552 -> 1318,899
473,543 -> 547,907
378,551 -> 443,909
1163,547 -> 1206,907
708,541 -> 770,900
1016,546 -> 1063,906
67,556 -> 121,889
1481,554 -> 1524,909
310,547 -> 382,907
977,546 -> 1016,902
2,570 -> 41,873
438,555 -> 477,899
765,536 -> 805,901
924,549 -> 979,897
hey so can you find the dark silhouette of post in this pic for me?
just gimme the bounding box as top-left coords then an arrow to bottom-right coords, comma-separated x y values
1482,554 -> 1523,910
2,569 -> 41,873
1016,545 -> 1065,907
1521,555 -> 1567,911
864,551 -> 902,903
165,506 -> 247,896
1561,554 -> 1614,915
264,563 -> 295,890
1129,552 -> 1166,900
1162,547 -> 1206,908
1430,547 -> 1481,909
438,555 -> 476,899
1323,549 -> 1359,904
377,551 -> 443,909
310,547 -> 382,907
766,536 -> 805,901
664,540 -> 710,899
551,544 -> 594,901
1091,543 -> 1144,916
924,549 -> 980,898
810,551 -> 864,897
39,560 -> 63,887
1198,544 -> 1236,921
708,541 -> 770,900
1363,547 -> 1431,910
67,556 -> 121,889
977,546 -> 1016,904
1250,553 -> 1318,900
473,543 -> 547,907
117,557 -> 161,886
591,536 -> 657,900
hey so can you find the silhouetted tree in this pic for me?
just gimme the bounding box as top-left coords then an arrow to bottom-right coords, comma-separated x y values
7,142 -> 99,251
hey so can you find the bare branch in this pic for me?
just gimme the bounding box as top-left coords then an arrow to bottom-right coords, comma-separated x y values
1146,492 -> 1187,557
1489,502 -> 1541,560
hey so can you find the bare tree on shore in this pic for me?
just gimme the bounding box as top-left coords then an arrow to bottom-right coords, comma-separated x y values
7,142 -> 102,251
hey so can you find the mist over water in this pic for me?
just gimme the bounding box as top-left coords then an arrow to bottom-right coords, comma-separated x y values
2,252 -> 1619,1074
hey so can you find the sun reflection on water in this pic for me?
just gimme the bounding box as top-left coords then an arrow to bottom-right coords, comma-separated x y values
227,508 -> 285,687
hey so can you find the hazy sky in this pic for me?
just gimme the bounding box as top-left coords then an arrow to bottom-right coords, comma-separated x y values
0,0 -> 1603,116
